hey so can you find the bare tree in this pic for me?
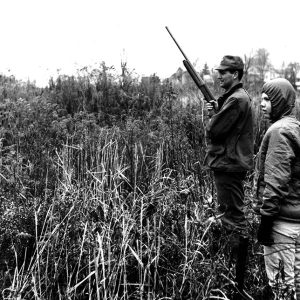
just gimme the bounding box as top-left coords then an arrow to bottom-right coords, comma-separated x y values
243,51 -> 254,88
284,62 -> 300,89
254,48 -> 271,82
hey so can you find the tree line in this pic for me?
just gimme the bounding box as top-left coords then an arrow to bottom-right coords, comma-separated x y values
199,48 -> 300,94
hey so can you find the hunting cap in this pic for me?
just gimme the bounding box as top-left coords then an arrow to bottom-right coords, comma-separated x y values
215,55 -> 244,71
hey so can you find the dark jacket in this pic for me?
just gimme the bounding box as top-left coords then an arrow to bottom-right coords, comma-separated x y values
204,83 -> 254,172
255,78 -> 300,222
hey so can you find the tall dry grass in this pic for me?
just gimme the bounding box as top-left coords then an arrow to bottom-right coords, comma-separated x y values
0,123 -> 265,299
1,73 -> 298,299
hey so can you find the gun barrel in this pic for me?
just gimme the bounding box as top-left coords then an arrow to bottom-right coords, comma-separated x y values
183,60 -> 215,102
166,26 -> 216,109
165,26 -> 189,62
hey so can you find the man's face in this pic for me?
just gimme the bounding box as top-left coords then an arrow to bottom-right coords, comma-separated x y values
261,92 -> 272,119
217,69 -> 237,91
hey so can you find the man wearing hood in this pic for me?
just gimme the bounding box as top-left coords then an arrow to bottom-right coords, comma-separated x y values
255,78 -> 300,299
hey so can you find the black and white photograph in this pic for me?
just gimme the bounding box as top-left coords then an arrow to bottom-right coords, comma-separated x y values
0,0 -> 300,299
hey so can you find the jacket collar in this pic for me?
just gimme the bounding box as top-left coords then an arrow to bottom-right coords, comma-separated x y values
218,82 -> 243,108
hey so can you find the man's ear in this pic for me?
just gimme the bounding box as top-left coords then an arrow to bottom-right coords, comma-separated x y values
233,71 -> 238,79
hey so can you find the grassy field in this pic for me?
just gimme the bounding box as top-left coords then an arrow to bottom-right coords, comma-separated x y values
0,71 -> 299,299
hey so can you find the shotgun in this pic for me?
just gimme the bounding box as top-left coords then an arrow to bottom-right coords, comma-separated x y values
165,26 -> 217,110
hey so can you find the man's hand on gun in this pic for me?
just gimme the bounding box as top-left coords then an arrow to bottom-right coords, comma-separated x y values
204,100 -> 218,117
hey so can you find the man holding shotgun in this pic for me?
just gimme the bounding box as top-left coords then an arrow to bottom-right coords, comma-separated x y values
205,55 -> 254,299
166,26 -> 254,299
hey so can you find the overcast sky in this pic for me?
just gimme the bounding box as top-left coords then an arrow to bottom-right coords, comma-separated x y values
0,0 -> 299,86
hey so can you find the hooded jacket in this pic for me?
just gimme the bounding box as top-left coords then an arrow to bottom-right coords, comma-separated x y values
255,78 -> 300,221
204,83 -> 254,172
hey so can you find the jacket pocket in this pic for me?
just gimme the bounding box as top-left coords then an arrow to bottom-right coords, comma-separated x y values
226,134 -> 239,160
207,144 -> 225,155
